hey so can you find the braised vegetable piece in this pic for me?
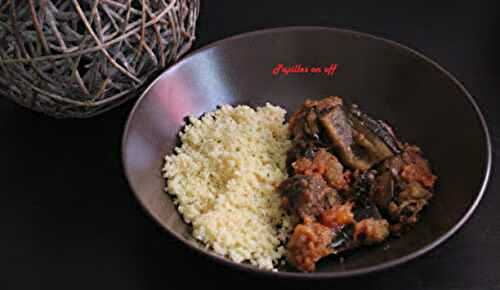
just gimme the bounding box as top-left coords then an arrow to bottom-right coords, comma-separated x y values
326,171 -> 390,253
280,96 -> 437,272
320,202 -> 355,228
372,145 -> 436,234
371,171 -> 394,208
292,149 -> 349,191
319,105 -> 361,167
287,216 -> 334,272
400,145 -> 437,188
286,97 -> 341,170
279,175 -> 337,220
349,105 -> 402,155
288,97 -> 343,141
287,96 -> 401,171
354,218 -> 390,244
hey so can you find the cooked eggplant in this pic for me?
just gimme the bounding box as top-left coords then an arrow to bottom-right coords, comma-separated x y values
319,105 -> 401,171
330,217 -> 390,252
371,145 -> 436,233
387,181 -> 433,229
371,170 -> 395,209
330,223 -> 356,252
287,96 -> 402,171
327,171 -> 390,253
318,106 -> 368,169
346,171 -> 387,234
281,96 -> 437,272
348,111 -> 396,164
349,105 -> 402,155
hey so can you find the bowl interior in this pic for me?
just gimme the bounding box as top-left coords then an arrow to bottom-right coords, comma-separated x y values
122,28 -> 490,277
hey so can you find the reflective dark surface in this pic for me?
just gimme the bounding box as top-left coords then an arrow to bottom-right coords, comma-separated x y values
122,27 -> 490,278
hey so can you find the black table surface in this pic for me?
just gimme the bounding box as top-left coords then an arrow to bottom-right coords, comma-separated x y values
1,2 -> 499,290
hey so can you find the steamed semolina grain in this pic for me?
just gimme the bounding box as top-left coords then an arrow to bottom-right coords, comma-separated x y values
163,104 -> 293,270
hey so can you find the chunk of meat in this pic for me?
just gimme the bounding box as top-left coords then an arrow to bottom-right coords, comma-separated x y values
279,175 -> 337,220
354,218 -> 390,244
320,202 -> 355,228
292,149 -> 349,190
287,216 -> 334,272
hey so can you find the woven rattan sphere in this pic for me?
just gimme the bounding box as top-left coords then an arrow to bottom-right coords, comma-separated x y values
0,0 -> 199,118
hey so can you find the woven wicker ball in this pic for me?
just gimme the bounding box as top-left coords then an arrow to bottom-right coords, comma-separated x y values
0,0 -> 199,118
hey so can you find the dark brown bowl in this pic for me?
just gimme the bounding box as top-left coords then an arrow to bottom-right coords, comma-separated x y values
122,27 -> 492,278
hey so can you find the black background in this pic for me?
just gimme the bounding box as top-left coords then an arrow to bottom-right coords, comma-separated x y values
1,1 -> 499,290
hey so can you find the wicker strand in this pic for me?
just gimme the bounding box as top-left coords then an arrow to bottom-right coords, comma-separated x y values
0,0 -> 199,118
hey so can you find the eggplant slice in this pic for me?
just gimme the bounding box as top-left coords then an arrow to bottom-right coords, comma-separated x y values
349,105 -> 402,155
288,96 -> 401,171
330,170 -> 390,253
